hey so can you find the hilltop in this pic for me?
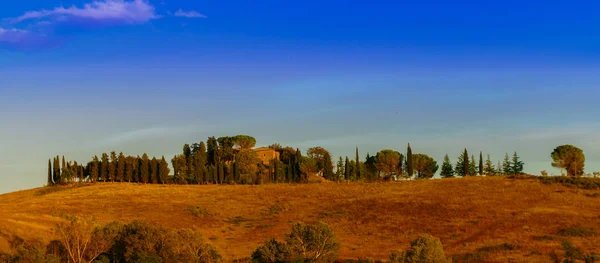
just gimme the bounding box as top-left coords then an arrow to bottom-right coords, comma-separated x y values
1,177 -> 599,262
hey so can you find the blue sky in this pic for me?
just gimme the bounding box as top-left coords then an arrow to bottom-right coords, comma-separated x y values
1,0 -> 600,193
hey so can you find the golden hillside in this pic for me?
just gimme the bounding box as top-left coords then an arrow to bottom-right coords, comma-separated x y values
1,177 -> 599,262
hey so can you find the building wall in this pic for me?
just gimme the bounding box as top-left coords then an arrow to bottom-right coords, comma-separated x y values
254,148 -> 280,165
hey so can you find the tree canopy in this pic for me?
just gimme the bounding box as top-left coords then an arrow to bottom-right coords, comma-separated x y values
551,145 -> 585,177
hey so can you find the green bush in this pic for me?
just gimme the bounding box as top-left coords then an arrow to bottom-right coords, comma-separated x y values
251,221 -> 340,263
251,239 -> 292,263
392,235 -> 451,263
286,221 -> 340,263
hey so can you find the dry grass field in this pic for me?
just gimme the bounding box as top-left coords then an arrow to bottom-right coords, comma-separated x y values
1,176 -> 599,262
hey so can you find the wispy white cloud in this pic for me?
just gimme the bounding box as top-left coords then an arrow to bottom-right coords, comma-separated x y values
90,125 -> 215,148
12,0 -> 159,25
173,9 -> 206,18
0,27 -> 58,50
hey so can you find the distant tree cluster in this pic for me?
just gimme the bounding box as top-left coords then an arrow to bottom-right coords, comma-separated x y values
54,135 -> 600,187
48,153 -> 170,185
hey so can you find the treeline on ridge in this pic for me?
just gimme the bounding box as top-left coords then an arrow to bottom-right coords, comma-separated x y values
46,134 -> 532,186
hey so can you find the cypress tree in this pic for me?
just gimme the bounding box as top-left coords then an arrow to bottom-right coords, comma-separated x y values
117,152 -> 125,182
62,156 -> 66,174
286,164 -> 292,183
469,155 -> 477,176
195,142 -> 207,184
91,156 -> 99,182
323,151 -> 334,181
273,160 -> 279,183
479,151 -> 483,176
496,160 -> 502,175
440,154 -> 454,178
101,153 -> 109,182
463,149 -> 469,176
355,147 -> 360,180
336,156 -> 344,181
218,162 -> 224,184
79,165 -> 84,182
213,165 -> 218,184
159,156 -> 170,184
109,151 -> 117,182
344,157 -> 350,181
151,157 -> 159,184
295,149 -> 303,183
141,153 -> 149,183
406,144 -> 413,178
48,159 -> 53,186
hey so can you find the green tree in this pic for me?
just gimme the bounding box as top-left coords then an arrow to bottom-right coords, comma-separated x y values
194,142 -> 207,184
406,144 -> 413,178
355,147 -> 361,180
233,135 -> 257,149
207,136 -> 219,166
364,153 -> 378,182
140,153 -> 149,183
295,149 -> 304,183
91,156 -> 99,183
236,149 -> 260,183
159,156 -> 170,184
551,145 -> 585,177
307,146 -> 330,177
48,159 -> 53,186
440,154 -> 454,178
483,154 -> 495,176
404,235 -> 451,263
148,157 -> 156,184
469,155 -> 477,176
101,153 -> 109,182
117,152 -> 125,182
344,157 -> 350,181
478,151 -> 483,176
251,239 -> 291,263
511,152 -> 524,175
109,151 -> 117,183
54,156 -> 61,184
496,160 -> 502,175
412,154 -> 439,179
322,151 -> 334,181
455,149 -> 469,177
335,156 -> 344,181
285,221 -> 339,263
376,149 -> 402,180
502,153 -> 511,175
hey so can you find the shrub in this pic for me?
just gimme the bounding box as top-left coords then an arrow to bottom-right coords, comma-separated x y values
251,239 -> 292,263
404,235 -> 451,263
2,236 -> 61,263
557,226 -> 597,237
286,221 -> 340,263
389,250 -> 406,263
252,221 -> 340,263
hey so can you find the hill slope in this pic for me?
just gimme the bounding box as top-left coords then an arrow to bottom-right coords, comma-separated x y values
1,177 -> 599,262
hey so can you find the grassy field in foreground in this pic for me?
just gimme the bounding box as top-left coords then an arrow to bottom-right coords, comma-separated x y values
1,177 -> 599,262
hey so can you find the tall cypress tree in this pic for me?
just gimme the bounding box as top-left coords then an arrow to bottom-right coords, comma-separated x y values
344,157 -> 350,181
463,149 -> 469,176
141,153 -> 149,183
151,157 -> 159,184
355,147 -> 360,180
440,154 -> 454,178
101,153 -> 109,182
218,162 -> 224,184
109,151 -> 117,182
295,149 -> 303,183
159,156 -> 169,184
117,152 -> 125,182
323,151 -> 334,181
91,156 -> 99,182
479,151 -> 483,176
48,159 -> 53,186
406,144 -> 413,178
194,142 -> 207,184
